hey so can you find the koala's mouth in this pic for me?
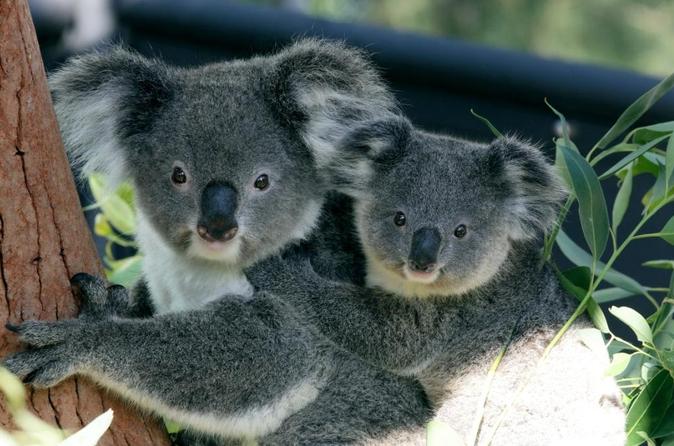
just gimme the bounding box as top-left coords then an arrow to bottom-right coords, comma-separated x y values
402,265 -> 441,284
186,230 -> 243,263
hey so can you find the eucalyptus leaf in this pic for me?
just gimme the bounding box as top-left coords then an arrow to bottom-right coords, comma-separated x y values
642,260 -> 674,270
595,73 -> 674,150
636,431 -> 656,446
646,161 -> 668,211
618,152 -> 666,180
612,164 -> 633,235
470,109 -> 503,138
659,350 -> 674,374
652,403 -> 674,439
599,135 -> 670,180
593,287 -> 635,303
556,229 -> 647,295
88,175 -> 136,235
557,267 -> 609,333
606,352 -> 633,377
661,216 -> 674,245
560,145 -> 609,257
545,99 -> 572,143
624,121 -> 674,145
625,368 -> 674,446
667,134 -> 674,192
106,255 -> 143,288
610,306 -> 653,344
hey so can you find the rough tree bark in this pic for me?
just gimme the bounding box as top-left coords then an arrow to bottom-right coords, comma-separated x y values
0,2 -> 171,444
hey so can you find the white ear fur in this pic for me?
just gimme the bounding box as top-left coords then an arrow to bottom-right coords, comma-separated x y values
50,73 -> 129,189
275,39 -> 398,169
49,48 -> 170,190
324,116 -> 411,199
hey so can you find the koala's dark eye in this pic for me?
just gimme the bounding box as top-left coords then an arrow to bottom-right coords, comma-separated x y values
394,211 -> 406,227
254,174 -> 270,191
454,224 -> 467,238
171,166 -> 187,185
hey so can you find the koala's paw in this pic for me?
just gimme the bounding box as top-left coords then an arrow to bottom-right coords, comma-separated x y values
71,272 -> 132,320
3,320 -> 83,388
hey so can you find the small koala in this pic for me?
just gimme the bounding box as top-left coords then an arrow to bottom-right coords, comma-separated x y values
246,116 -> 626,445
50,39 -> 396,315
4,43 -> 435,445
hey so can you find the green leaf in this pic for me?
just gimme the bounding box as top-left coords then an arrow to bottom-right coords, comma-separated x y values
612,164 -> 633,236
558,267 -> 609,333
646,161 -> 668,211
625,368 -> 674,445
560,145 -> 609,258
595,73 -> 674,150
624,121 -> 674,145
556,229 -> 647,296
427,420 -> 466,446
106,255 -> 143,288
545,99 -> 571,143
659,350 -> 674,374
470,109 -> 503,138
606,352 -> 633,377
661,216 -> 674,245
610,306 -> 653,344
599,135 -> 670,180
164,420 -> 183,435
665,134 -> 674,191
643,260 -> 674,270
88,175 -> 136,235
636,431 -> 656,446
593,287 -> 635,303
652,403 -> 674,439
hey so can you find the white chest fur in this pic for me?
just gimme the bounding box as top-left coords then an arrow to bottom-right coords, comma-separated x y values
135,211 -> 253,314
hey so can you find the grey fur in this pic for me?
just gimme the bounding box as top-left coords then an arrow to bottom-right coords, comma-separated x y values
4,42 -> 434,445
49,39 -> 397,314
4,44 -> 624,444
249,120 -> 625,444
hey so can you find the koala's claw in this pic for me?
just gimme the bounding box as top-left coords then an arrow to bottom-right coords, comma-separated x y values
6,320 -> 73,348
4,347 -> 72,388
3,320 -> 82,388
71,272 -> 132,320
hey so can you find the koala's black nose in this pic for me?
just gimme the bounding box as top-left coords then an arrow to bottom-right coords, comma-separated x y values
408,227 -> 442,272
198,182 -> 238,242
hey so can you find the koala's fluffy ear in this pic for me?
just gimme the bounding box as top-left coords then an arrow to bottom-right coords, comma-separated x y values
269,39 -> 398,167
328,115 -> 412,197
50,47 -> 173,187
488,136 -> 567,240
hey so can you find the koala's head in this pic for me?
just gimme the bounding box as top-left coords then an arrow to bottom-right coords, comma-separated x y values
338,118 -> 565,298
51,40 -> 395,268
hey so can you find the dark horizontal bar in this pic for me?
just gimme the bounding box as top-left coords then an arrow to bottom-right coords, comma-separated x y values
116,0 -> 674,124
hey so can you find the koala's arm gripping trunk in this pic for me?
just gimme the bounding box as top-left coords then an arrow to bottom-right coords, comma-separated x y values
4,293 -> 325,440
0,2 -> 170,444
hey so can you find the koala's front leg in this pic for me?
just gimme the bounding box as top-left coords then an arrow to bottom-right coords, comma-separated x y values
4,290 -> 325,440
248,255 -> 449,375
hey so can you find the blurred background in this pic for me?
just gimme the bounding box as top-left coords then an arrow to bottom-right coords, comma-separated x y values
28,0 -> 674,329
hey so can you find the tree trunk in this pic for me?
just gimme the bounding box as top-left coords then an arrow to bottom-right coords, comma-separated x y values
0,2 -> 171,444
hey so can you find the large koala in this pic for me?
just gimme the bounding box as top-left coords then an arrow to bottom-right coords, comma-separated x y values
4,42 -> 435,445
246,117 -> 626,445
50,39 -> 396,314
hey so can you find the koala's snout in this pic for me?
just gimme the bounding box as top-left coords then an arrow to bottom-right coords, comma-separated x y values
408,227 -> 441,272
197,182 -> 239,242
